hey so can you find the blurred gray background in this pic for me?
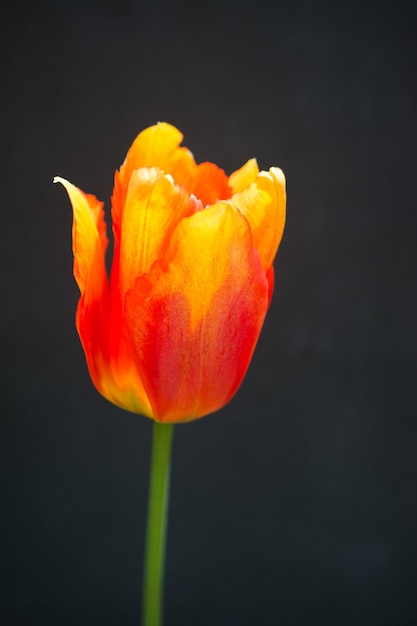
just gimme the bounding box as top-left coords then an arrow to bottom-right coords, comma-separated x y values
1,1 -> 416,624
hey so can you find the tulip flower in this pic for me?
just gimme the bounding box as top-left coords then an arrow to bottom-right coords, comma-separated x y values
55,123 -> 286,626
54,122 -> 286,423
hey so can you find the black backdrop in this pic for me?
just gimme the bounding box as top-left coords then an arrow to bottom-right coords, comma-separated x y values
1,1 -> 416,625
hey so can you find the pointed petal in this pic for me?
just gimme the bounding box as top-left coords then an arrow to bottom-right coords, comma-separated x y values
54,176 -> 114,406
53,176 -> 108,298
230,167 -> 286,272
125,202 -> 269,422
228,158 -> 259,194
117,167 -> 197,297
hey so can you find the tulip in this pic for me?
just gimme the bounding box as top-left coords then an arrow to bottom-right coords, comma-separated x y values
55,123 -> 287,626
54,122 -> 286,423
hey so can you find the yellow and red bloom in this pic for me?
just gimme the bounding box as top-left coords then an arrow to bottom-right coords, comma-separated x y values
54,123 -> 286,422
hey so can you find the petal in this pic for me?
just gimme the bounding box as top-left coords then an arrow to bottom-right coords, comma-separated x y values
125,203 -> 269,422
93,341 -> 154,417
75,295 -> 153,418
191,161 -> 232,206
53,176 -> 108,299
229,166 -> 286,272
117,167 -> 198,297
111,122 -> 232,240
112,123 -> 196,242
54,176 -> 152,417
121,122 -> 194,175
54,176 -> 110,397
228,158 -> 259,194
95,166 -> 199,417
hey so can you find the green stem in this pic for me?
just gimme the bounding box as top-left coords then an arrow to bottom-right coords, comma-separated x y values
142,422 -> 174,626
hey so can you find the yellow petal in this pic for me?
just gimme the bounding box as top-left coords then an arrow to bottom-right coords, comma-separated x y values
94,348 -> 154,417
228,158 -> 259,194
53,176 -> 108,298
112,123 -> 196,242
122,122 -> 192,172
230,167 -> 286,271
111,122 -> 233,241
117,167 -> 196,296
125,202 -> 269,421
149,201 -> 252,331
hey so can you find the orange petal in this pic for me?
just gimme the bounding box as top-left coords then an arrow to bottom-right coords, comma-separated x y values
54,176 -> 112,399
53,176 -> 108,298
93,344 -> 154,417
117,167 -> 198,297
125,203 -> 269,422
92,166 -> 199,416
111,122 -> 233,240
112,123 -> 197,242
54,176 -> 152,416
191,161 -> 232,206
228,158 -> 259,194
122,122 -> 194,174
72,294 -> 153,418
230,167 -> 286,272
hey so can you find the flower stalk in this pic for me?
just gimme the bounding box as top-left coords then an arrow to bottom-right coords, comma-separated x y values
142,422 -> 174,626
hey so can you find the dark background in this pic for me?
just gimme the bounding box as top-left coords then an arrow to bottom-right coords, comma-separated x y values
1,1 -> 416,624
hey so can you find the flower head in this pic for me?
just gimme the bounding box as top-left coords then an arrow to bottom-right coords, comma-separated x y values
54,123 -> 286,422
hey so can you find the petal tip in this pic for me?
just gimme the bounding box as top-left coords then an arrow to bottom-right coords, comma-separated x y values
270,166 -> 286,190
